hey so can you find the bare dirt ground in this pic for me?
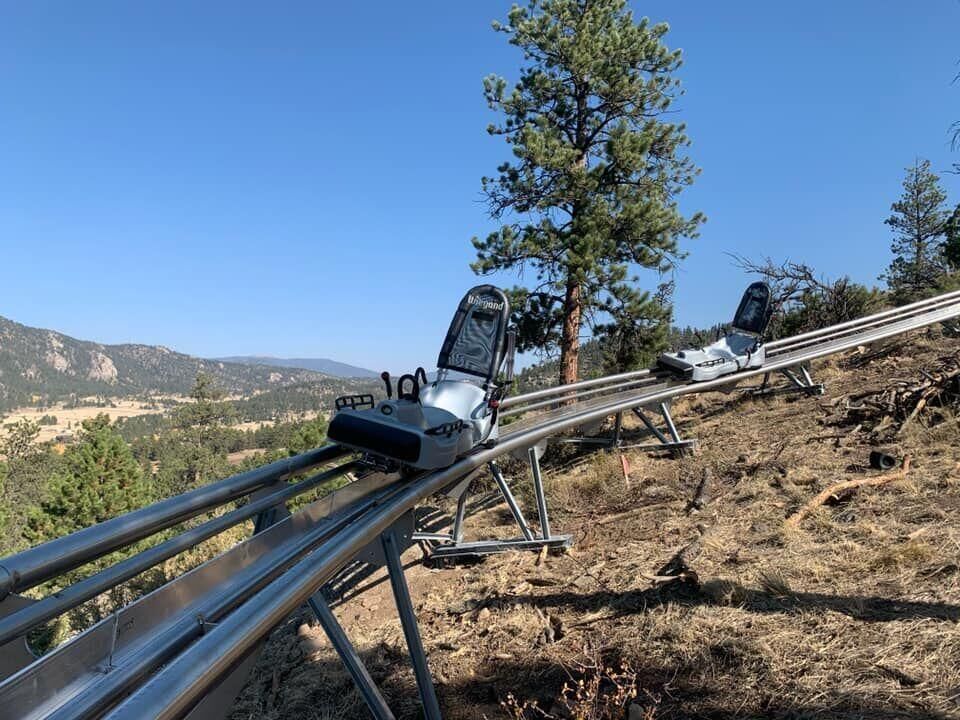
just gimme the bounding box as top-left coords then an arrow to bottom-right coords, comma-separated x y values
2,397 -> 175,442
230,328 -> 960,720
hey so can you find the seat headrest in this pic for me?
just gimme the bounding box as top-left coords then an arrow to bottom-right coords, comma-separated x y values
437,285 -> 510,381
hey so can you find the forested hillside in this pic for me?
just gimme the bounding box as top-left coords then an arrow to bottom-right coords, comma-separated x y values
0,315 -> 364,411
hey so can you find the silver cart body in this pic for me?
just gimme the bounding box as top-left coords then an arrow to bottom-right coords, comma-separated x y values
327,285 -> 515,469
658,282 -> 772,382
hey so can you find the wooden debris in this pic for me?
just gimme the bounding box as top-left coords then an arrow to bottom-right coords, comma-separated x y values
641,570 -> 700,588
591,500 -> 678,527
784,455 -> 912,529
875,663 -> 921,687
843,338 -> 910,368
645,536 -> 705,589
685,468 -> 712,514
839,354 -> 960,436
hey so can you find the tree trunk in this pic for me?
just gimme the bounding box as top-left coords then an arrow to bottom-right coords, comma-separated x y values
560,277 -> 581,385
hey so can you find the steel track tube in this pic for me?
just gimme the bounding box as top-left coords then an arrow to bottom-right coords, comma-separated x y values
0,444 -> 348,597
767,290 -> 960,351
38,484 -> 401,720
507,290 -> 960,417
501,368 -> 653,408
0,461 -> 360,647
768,296 -> 960,357
502,374 -> 666,416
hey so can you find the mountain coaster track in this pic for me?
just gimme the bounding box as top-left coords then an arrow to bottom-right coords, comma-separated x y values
2,288 -> 960,720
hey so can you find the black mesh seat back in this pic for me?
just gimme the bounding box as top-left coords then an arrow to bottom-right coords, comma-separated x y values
732,282 -> 772,335
437,285 -> 510,382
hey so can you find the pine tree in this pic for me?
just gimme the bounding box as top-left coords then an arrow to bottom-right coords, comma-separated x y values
25,414 -> 152,542
173,372 -> 236,447
472,0 -> 703,384
944,204 -> 960,272
881,159 -> 952,302
599,280 -> 674,374
1,418 -> 41,461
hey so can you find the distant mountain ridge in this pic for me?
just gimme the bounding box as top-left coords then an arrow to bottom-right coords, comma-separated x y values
0,315 -> 367,412
217,356 -> 379,378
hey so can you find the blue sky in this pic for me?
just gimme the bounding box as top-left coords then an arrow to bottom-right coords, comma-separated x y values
1,1 -> 958,372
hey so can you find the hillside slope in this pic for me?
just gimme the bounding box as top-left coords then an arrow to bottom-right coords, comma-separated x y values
0,315 -> 355,411
217,355 -> 379,379
230,328 -> 960,719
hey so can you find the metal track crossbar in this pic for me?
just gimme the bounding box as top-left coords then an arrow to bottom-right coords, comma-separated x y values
555,399 -> 696,455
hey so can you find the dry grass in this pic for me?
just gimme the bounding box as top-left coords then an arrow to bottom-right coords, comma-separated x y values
2,397 -> 175,442
231,331 -> 960,720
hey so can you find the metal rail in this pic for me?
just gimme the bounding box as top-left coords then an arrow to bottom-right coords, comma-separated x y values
100,293 -> 960,720
0,461 -> 361,647
766,288 -> 960,351
768,292 -> 960,356
3,291 -> 960,719
0,445 -> 348,598
1,472 -> 404,720
501,291 -> 960,416
500,367 -> 653,409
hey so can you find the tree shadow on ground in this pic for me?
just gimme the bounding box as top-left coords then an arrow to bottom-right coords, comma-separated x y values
497,578 -> 960,623
271,642 -> 959,720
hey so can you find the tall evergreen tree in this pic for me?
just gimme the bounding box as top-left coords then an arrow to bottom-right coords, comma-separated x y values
25,414 -> 152,542
944,203 -> 960,272
472,0 -> 703,384
598,280 -> 673,374
163,373 -> 235,494
173,372 -> 236,446
881,159 -> 952,302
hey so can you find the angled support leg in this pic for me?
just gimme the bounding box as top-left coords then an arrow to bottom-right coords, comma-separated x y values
308,593 -> 395,720
659,402 -> 682,443
326,513 -> 436,719
382,528 -> 442,720
528,446 -> 551,539
633,406 -> 670,444
426,452 -> 571,559
780,366 -> 824,396
625,403 -> 697,455
748,364 -> 824,397
490,461 -> 534,541
451,487 -> 469,544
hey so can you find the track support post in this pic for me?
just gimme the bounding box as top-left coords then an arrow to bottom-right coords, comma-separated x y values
623,400 -> 697,455
421,450 -> 571,559
749,363 -> 824,397
382,528 -> 442,720
316,512 -> 440,720
308,594 -> 395,720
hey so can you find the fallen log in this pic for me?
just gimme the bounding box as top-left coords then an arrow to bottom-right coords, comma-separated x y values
784,455 -> 912,529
